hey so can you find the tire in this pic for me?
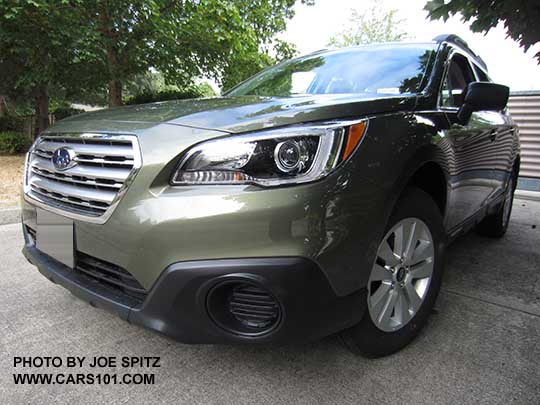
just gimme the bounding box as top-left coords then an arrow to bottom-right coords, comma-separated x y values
341,187 -> 446,358
476,173 -> 516,238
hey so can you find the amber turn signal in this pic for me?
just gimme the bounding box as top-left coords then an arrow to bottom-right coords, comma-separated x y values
341,121 -> 368,161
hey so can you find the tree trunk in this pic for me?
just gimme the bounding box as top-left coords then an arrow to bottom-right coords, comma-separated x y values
99,4 -> 123,107
0,95 -> 7,117
34,86 -> 49,139
108,79 -> 123,107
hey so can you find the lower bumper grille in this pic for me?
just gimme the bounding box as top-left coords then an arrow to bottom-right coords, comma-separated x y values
76,252 -> 147,303
25,225 -> 146,305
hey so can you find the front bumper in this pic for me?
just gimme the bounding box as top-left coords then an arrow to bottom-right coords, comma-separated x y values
20,121 -> 390,343
23,235 -> 366,344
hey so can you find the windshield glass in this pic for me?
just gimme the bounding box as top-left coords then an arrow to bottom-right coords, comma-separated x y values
227,44 -> 436,97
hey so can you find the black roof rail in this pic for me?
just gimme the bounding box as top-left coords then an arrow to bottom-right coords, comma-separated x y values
433,34 -> 488,70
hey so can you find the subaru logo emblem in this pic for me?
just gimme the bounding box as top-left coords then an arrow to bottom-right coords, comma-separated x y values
52,147 -> 76,171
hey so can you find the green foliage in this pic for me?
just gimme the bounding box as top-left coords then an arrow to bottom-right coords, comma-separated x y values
0,115 -> 24,132
425,0 -> 540,62
125,72 -> 168,100
328,4 -> 408,47
195,83 -> 218,98
0,1 -> 93,135
221,51 -> 276,93
221,39 -> 300,92
0,0 -> 313,114
0,132 -> 31,154
0,2 -> 90,98
63,0 -> 311,103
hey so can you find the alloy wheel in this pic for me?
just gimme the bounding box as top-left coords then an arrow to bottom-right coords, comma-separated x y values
367,218 -> 435,332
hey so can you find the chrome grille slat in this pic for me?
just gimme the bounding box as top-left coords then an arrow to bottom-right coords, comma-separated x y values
31,167 -> 122,190
31,155 -> 130,183
30,176 -> 116,204
24,133 -> 140,222
40,136 -> 129,146
73,156 -> 135,166
30,186 -> 108,212
34,150 -> 53,159
36,141 -> 134,159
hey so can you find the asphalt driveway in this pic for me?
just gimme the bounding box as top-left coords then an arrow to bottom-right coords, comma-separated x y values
1,200 -> 539,404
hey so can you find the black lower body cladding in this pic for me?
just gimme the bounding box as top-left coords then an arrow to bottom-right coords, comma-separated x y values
22,234 -> 367,344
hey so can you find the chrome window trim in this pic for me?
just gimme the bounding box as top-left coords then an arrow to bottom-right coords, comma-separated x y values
23,133 -> 142,225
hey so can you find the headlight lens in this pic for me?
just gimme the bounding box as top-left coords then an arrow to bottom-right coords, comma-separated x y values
171,120 -> 367,187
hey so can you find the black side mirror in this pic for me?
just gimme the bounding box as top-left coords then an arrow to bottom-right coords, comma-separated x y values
457,82 -> 510,124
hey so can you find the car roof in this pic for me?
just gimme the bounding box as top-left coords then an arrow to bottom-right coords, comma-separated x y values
307,41 -> 437,55
433,34 -> 487,70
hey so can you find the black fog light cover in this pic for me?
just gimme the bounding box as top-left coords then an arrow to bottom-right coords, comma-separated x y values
207,281 -> 281,336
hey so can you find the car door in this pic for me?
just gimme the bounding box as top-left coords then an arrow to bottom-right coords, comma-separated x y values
471,63 -> 516,198
440,51 -> 500,230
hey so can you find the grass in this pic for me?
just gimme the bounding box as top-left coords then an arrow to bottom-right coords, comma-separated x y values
0,154 -> 26,208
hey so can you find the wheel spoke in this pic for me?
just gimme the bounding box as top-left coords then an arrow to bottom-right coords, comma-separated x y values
369,282 -> 391,319
403,281 -> 422,312
378,240 -> 399,266
403,220 -> 420,262
370,264 -> 392,282
410,261 -> 432,279
378,289 -> 398,327
393,223 -> 405,258
396,290 -> 410,324
409,240 -> 433,266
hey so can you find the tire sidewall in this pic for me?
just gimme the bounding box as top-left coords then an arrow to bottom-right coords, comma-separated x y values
501,175 -> 516,230
477,171 -> 517,237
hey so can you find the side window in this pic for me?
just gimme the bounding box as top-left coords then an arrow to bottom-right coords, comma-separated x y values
440,74 -> 451,107
473,64 -> 490,82
440,54 -> 475,108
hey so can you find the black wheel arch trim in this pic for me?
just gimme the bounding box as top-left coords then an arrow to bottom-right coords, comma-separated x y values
384,143 -> 451,229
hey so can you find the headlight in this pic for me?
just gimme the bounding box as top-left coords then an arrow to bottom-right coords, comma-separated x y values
171,120 -> 368,187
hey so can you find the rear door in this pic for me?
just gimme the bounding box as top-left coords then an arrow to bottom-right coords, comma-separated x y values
440,51 -> 500,229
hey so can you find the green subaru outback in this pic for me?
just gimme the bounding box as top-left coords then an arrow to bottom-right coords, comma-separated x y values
22,35 -> 519,357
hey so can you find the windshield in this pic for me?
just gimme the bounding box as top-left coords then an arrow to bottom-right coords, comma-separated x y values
227,44 -> 436,97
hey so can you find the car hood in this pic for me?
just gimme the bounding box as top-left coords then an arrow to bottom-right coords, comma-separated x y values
49,94 -> 417,135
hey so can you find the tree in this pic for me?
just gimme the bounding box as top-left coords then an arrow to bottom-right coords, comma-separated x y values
1,0 -> 314,135
425,0 -> 540,62
0,1 -> 85,136
328,4 -> 408,47
69,0 -> 314,105
0,96 -> 7,117
221,39 -> 299,92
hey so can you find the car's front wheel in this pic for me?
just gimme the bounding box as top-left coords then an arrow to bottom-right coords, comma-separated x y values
342,187 -> 446,357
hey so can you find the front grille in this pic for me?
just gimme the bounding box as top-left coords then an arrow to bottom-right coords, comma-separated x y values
76,252 -> 147,303
25,134 -> 140,220
228,284 -> 280,329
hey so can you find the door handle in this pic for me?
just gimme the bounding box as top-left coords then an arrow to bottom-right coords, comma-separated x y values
489,130 -> 497,142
